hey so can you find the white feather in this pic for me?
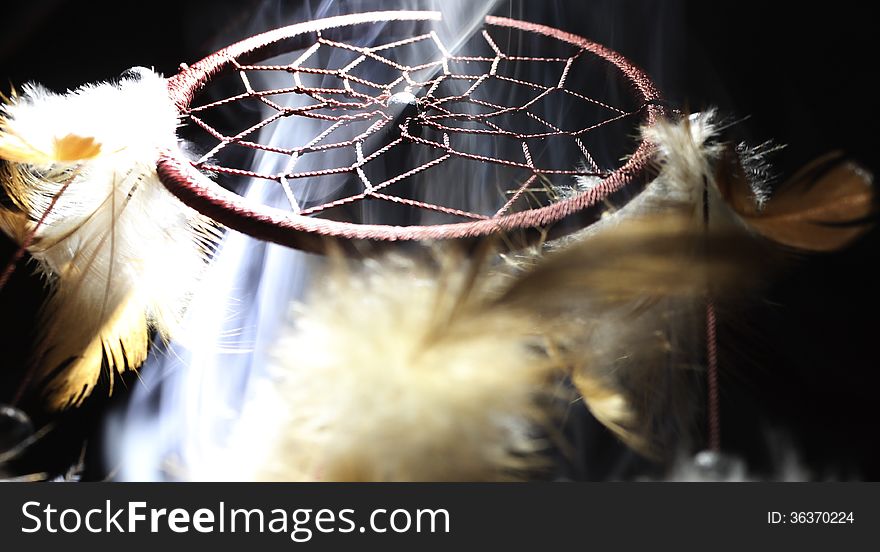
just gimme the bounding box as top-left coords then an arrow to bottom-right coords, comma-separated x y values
245,253 -> 561,482
0,68 -> 218,408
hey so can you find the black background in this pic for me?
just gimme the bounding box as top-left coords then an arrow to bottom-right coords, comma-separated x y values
0,1 -> 877,480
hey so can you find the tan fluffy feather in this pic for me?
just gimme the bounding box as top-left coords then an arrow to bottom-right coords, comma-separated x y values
254,250 -> 563,481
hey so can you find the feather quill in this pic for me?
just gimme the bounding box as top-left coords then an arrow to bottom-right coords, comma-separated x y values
0,68 -> 218,409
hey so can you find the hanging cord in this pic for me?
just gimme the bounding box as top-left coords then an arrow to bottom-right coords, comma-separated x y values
702,175 -> 721,452
705,302 -> 721,451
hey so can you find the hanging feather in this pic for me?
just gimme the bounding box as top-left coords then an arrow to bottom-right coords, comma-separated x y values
253,248 -> 565,482
716,149 -> 874,251
0,67 -> 218,410
543,111 -> 769,454
512,218 -> 757,454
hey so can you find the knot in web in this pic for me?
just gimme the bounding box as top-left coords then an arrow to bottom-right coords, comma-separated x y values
161,13 -> 662,247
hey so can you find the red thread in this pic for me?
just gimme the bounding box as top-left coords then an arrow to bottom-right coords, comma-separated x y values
705,301 -> 721,452
702,171 -> 721,452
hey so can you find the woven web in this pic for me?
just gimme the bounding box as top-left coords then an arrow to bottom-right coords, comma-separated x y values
182,22 -> 646,225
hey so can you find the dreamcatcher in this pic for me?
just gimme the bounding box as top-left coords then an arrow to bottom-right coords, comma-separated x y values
0,11 -> 872,481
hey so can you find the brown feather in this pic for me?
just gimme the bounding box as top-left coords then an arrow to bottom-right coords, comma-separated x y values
496,212 -> 755,314
717,149 -> 874,251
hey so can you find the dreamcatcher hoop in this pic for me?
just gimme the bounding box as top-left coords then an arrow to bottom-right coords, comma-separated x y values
157,11 -> 666,251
